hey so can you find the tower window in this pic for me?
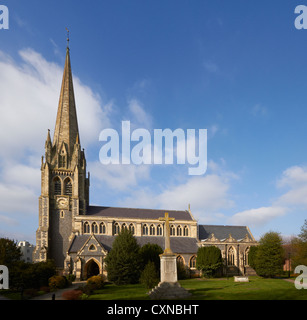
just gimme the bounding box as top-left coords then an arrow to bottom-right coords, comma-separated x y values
64,178 -> 72,196
59,154 -> 66,168
54,177 -> 61,195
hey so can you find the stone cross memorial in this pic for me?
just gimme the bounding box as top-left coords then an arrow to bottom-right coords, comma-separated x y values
147,212 -> 191,299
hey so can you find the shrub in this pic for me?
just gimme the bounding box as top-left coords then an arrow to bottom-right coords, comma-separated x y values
177,261 -> 189,280
62,290 -> 83,300
140,261 -> 159,289
49,275 -> 67,290
66,274 -> 76,283
196,246 -> 222,277
86,275 -> 105,290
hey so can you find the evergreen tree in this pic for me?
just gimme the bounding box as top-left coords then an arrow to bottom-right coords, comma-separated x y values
0,238 -> 21,267
139,243 -> 163,273
196,246 -> 222,277
105,229 -> 141,285
298,219 -> 307,242
254,231 -> 284,278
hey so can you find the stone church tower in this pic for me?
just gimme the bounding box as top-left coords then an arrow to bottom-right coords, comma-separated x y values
33,45 -> 89,269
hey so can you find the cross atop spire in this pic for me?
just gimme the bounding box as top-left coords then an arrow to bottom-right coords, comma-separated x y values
66,28 -> 70,48
53,42 -> 79,156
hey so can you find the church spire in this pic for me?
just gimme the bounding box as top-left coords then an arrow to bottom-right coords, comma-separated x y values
53,42 -> 79,156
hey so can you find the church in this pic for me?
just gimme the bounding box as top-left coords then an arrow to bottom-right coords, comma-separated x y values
33,44 -> 257,280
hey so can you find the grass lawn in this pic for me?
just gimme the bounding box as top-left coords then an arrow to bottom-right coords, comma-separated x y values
87,276 -> 307,300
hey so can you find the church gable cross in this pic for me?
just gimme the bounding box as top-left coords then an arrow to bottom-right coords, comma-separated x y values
159,212 -> 175,254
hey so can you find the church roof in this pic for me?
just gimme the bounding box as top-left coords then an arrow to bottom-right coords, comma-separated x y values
198,225 -> 255,241
69,234 -> 199,254
87,205 -> 194,221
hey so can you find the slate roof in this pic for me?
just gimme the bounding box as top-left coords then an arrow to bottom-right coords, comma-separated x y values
87,205 -> 194,221
69,234 -> 199,254
198,225 -> 254,241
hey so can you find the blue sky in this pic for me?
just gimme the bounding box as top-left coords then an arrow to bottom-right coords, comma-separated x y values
0,1 -> 307,243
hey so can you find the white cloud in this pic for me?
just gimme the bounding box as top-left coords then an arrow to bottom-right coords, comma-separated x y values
251,104 -> 268,117
118,162 -> 237,223
89,161 -> 151,192
0,48 -> 111,240
229,206 -> 288,227
128,98 -> 152,129
275,165 -> 307,208
228,165 -> 307,228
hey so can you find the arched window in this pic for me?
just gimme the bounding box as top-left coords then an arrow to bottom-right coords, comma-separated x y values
143,224 -> 148,236
157,224 -> 163,236
92,222 -> 98,234
170,225 -> 175,236
183,226 -> 189,237
114,222 -> 120,235
54,177 -> 61,195
83,222 -> 90,234
129,223 -> 135,235
122,223 -> 128,231
176,255 -> 184,265
190,255 -> 197,268
150,224 -> 155,236
64,178 -> 72,196
228,247 -> 235,266
99,222 -> 106,234
177,225 -> 182,236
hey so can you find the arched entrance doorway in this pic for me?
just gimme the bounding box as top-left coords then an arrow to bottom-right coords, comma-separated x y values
85,259 -> 100,279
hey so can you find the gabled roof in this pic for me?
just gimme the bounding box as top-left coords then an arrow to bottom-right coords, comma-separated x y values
198,225 -> 255,242
86,205 -> 194,221
69,234 -> 198,254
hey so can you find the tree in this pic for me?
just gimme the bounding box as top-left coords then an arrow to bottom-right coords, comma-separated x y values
290,220 -> 307,268
0,238 -> 21,267
254,231 -> 284,278
105,228 -> 141,285
196,246 -> 222,277
298,219 -> 307,242
139,243 -> 163,273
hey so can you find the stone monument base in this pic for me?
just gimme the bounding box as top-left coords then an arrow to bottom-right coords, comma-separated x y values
147,281 -> 191,300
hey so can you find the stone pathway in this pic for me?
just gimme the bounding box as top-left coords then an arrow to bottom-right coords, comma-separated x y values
31,281 -> 86,300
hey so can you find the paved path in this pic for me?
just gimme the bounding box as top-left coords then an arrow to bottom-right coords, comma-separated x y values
283,277 -> 307,288
31,281 -> 86,300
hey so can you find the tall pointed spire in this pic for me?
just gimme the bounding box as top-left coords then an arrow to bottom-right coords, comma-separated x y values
53,42 -> 79,156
